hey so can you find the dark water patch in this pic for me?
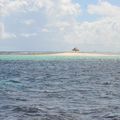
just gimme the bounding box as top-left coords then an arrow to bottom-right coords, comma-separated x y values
8,80 -> 21,84
13,106 -> 40,113
103,114 -> 120,120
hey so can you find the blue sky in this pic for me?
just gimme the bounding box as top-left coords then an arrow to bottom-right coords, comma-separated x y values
0,0 -> 120,52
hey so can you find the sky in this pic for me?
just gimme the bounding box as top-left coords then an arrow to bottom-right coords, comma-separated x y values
0,0 -> 120,52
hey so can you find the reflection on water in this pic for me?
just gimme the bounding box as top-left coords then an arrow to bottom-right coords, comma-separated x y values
0,58 -> 120,120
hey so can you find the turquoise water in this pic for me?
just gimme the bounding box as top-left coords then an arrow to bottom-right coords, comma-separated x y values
0,55 -> 120,61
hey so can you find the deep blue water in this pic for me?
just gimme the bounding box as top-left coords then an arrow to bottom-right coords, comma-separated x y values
0,58 -> 120,120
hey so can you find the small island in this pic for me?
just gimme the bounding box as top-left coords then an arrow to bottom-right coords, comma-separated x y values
0,48 -> 118,57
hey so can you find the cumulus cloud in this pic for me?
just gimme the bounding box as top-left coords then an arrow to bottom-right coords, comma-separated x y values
0,22 -> 16,39
61,1 -> 120,51
41,0 -> 120,51
64,18 -> 120,44
0,0 -> 120,52
36,0 -> 119,51
88,0 -> 120,17
34,0 -> 81,17
0,0 -> 81,17
0,0 -> 28,16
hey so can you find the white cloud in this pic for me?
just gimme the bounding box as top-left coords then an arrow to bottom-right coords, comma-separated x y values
0,0 -> 81,17
1,0 -> 120,52
62,17 -> 120,51
38,0 -> 120,52
88,1 -> 120,17
0,22 -> 16,39
34,0 -> 81,17
55,1 -> 120,51
0,0 -> 28,16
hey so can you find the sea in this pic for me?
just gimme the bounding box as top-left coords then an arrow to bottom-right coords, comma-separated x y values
0,55 -> 120,120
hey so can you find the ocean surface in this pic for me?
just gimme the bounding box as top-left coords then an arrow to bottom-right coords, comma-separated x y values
0,55 -> 120,120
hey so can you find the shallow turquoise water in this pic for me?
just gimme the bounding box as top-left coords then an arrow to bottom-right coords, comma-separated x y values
0,55 -> 120,61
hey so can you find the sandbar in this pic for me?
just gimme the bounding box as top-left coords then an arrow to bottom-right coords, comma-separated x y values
36,52 -> 119,57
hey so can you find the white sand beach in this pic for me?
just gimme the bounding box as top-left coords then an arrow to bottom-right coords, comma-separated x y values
42,52 -> 118,57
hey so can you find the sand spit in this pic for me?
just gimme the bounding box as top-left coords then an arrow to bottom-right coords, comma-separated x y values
39,52 -> 118,57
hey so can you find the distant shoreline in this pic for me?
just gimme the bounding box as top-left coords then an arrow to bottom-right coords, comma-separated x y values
44,52 -> 118,57
0,52 -> 119,56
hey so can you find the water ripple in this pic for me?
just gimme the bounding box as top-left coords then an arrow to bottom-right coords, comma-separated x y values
0,59 -> 120,120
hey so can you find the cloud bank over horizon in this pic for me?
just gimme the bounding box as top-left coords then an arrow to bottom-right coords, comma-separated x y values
0,0 -> 120,52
